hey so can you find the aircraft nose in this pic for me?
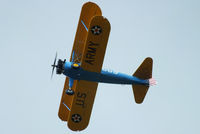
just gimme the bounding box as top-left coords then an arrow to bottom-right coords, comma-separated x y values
56,59 -> 65,74
64,62 -> 72,72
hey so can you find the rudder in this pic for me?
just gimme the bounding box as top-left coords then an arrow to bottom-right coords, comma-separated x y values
132,57 -> 153,104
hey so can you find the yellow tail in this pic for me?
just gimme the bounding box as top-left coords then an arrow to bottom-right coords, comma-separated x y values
132,57 -> 153,104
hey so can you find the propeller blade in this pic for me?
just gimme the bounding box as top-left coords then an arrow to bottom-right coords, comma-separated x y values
54,52 -> 57,66
51,52 -> 57,79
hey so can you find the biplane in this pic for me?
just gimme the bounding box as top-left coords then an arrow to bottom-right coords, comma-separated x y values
51,2 -> 156,131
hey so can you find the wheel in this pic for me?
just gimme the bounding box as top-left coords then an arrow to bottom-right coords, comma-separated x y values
66,89 -> 74,95
72,63 -> 80,69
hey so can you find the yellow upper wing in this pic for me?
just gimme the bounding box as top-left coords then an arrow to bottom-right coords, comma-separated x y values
67,16 -> 111,131
58,2 -> 102,121
70,2 -> 102,63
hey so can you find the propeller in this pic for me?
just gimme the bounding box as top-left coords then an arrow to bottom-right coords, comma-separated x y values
51,52 -> 57,79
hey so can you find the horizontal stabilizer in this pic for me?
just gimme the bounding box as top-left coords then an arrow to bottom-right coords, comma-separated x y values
132,57 -> 153,104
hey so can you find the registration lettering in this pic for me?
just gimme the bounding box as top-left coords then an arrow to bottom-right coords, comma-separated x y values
85,41 -> 99,65
75,92 -> 87,108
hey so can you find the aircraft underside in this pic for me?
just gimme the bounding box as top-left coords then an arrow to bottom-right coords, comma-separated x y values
64,64 -> 149,85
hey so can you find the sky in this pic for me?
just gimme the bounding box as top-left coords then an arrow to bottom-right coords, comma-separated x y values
0,0 -> 200,134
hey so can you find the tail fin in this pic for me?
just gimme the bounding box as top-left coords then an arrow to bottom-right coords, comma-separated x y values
132,57 -> 153,104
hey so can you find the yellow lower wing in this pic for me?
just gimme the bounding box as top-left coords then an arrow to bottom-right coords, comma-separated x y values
67,16 -> 111,131
58,2 -> 101,121
58,78 -> 71,121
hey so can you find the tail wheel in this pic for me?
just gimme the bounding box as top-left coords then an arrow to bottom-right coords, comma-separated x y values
72,63 -> 80,69
66,89 -> 74,95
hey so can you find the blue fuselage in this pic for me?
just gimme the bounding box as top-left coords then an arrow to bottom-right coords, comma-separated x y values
63,62 -> 149,85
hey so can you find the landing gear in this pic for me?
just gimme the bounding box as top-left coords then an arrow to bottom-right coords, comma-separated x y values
72,63 -> 80,69
67,78 -> 74,95
66,89 -> 74,95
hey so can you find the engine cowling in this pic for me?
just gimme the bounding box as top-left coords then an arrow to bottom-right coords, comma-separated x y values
56,59 -> 65,74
